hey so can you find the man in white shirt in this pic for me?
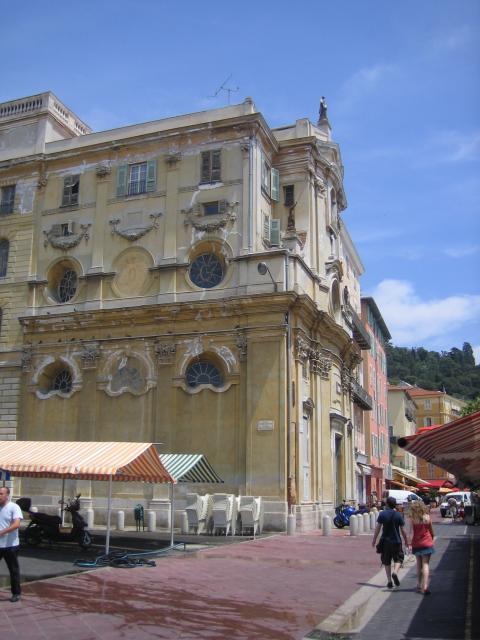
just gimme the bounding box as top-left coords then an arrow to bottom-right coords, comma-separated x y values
0,486 -> 23,602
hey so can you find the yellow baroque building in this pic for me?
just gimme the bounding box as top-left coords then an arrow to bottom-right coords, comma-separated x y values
0,92 -> 367,531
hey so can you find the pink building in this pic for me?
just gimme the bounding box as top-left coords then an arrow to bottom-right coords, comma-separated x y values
361,297 -> 391,502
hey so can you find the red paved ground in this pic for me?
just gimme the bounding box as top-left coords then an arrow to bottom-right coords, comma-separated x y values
0,529 -> 381,640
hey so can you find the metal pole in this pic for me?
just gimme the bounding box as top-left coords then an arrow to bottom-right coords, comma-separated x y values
169,483 -> 174,548
105,476 -> 113,555
60,478 -> 66,526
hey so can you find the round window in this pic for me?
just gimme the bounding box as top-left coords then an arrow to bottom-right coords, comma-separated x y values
189,253 -> 224,289
186,360 -> 224,388
58,269 -> 77,302
52,369 -> 73,393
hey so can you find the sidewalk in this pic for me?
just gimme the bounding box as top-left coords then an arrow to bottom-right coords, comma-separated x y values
0,527 -> 382,640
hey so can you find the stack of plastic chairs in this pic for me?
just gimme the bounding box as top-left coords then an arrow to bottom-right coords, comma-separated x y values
185,493 -> 212,534
239,496 -> 262,535
212,493 -> 236,535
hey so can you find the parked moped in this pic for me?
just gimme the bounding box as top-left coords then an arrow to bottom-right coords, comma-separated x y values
17,494 -> 92,549
333,502 -> 357,528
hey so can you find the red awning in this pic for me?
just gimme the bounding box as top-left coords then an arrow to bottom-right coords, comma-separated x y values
398,411 -> 480,487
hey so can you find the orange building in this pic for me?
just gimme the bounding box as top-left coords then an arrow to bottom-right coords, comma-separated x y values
361,297 -> 391,501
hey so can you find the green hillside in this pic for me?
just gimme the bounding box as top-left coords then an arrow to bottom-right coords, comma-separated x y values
386,342 -> 480,401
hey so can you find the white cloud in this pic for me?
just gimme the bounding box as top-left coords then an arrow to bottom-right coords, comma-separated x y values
429,25 -> 472,53
425,130 -> 480,164
473,345 -> 480,365
444,245 -> 480,259
369,279 -> 480,346
339,64 -> 395,110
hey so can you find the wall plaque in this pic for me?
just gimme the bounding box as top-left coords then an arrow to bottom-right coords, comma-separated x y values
257,420 -> 274,432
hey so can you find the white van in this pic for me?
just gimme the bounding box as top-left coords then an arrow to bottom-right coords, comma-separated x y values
440,492 -> 472,517
383,489 -> 420,509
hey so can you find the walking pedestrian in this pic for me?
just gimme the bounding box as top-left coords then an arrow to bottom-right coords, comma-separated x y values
372,496 -> 408,589
408,499 -> 435,595
0,486 -> 23,602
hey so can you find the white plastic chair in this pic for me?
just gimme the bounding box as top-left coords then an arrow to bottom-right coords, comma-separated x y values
239,496 -> 263,535
185,493 -> 211,534
212,493 -> 235,535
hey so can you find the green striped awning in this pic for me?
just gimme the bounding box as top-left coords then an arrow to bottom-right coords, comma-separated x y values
159,454 -> 224,483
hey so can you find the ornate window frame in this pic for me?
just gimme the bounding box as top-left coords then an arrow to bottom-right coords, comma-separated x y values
30,355 -> 82,400
174,339 -> 239,394
185,239 -> 232,291
45,257 -> 83,305
98,348 -> 157,397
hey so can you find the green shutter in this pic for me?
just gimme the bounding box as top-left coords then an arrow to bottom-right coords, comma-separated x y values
271,168 -> 280,201
116,165 -> 128,197
263,214 -> 270,242
201,152 -> 211,183
146,159 -> 157,192
270,219 -> 281,246
211,150 -> 221,182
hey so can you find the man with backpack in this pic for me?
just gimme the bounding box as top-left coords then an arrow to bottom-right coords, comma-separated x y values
372,496 -> 409,589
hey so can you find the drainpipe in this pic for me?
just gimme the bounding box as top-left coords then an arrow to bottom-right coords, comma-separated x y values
285,251 -> 296,535
248,135 -> 254,253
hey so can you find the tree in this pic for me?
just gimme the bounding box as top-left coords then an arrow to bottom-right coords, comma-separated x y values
461,396 -> 480,416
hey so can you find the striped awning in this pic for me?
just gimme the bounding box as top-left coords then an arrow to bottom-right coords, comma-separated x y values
398,411 -> 480,487
0,441 -> 174,483
160,454 -> 223,483
391,465 -> 427,486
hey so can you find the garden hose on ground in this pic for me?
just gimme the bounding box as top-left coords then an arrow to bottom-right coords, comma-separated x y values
74,542 -> 186,568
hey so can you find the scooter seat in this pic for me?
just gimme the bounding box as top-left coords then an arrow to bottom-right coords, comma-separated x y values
32,512 -> 62,526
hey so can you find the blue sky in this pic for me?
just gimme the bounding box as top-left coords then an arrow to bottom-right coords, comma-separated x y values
2,1 -> 479,359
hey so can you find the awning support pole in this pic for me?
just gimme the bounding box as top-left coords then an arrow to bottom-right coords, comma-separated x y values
169,482 -> 174,548
60,478 -> 66,526
105,476 -> 113,555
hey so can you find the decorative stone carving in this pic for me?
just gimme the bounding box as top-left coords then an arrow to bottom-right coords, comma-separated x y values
310,351 -> 332,379
98,350 -> 156,397
155,341 -> 176,364
21,346 -> 33,371
80,342 -> 100,369
112,248 -> 154,298
109,212 -> 162,241
95,163 -> 111,178
340,366 -> 353,393
37,176 -> 48,190
314,178 -> 326,197
295,335 -> 310,362
182,201 -> 238,232
235,333 -> 248,361
43,223 -> 91,250
165,152 -> 181,166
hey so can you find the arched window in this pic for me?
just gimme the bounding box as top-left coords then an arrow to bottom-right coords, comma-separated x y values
52,369 -> 73,393
186,360 -> 224,388
58,268 -> 77,302
0,239 -> 9,277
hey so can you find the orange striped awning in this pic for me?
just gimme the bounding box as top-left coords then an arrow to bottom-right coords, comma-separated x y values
0,441 -> 174,483
398,411 -> 480,487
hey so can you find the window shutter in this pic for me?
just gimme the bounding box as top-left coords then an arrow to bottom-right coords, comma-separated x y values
270,219 -> 281,246
116,165 -> 128,197
201,152 -> 211,183
271,168 -> 280,201
146,159 -> 157,192
211,150 -> 221,182
263,214 -> 270,242
218,199 -> 227,214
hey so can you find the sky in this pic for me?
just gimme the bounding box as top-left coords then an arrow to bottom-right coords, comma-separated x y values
1,1 -> 479,360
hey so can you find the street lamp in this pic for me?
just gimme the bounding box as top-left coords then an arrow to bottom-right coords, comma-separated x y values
257,262 -> 277,292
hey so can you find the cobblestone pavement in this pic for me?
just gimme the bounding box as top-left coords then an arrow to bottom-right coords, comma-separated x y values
0,513 -> 477,639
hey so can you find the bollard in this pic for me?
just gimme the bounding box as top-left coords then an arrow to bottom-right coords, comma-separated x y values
86,508 -> 94,529
322,514 -> 331,536
147,510 -> 156,532
116,510 -> 125,531
370,511 -> 376,530
287,512 -> 296,536
363,512 -> 370,532
357,512 -> 364,534
180,512 -> 189,534
350,514 -> 358,536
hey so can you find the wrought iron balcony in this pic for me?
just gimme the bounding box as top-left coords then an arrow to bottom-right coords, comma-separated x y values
405,407 -> 415,422
349,307 -> 371,350
351,378 -> 373,410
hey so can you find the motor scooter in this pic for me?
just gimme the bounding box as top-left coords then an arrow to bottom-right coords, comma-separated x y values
17,494 -> 92,549
333,502 -> 357,528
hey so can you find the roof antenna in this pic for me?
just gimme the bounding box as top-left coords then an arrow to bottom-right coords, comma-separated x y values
210,74 -> 239,105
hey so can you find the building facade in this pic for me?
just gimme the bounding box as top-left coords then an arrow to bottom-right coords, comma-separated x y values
361,297 -> 391,501
0,92 -> 367,530
387,385 -> 418,476
405,387 -> 466,486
